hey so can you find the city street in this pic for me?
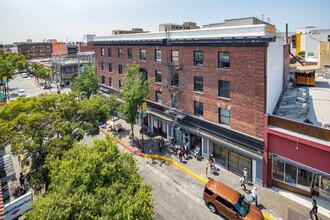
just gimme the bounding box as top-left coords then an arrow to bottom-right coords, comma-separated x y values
8,74 -> 45,100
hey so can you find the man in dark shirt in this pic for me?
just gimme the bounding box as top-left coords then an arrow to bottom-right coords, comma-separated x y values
309,199 -> 318,220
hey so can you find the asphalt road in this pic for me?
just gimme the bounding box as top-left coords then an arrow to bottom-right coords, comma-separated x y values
8,74 -> 45,100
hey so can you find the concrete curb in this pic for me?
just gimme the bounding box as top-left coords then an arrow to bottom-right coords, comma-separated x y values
99,127 -> 273,220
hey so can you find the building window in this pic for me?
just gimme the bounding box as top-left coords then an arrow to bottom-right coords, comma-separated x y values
101,48 -> 104,56
328,35 -> 330,42
194,76 -> 203,92
297,168 -> 313,188
285,163 -> 297,186
218,80 -> 230,98
170,72 -> 179,87
156,91 -> 162,103
218,52 -> 230,69
119,80 -> 123,87
171,50 -> 179,64
321,177 -> 330,196
219,108 -> 230,125
272,160 -> 284,181
155,49 -> 161,62
194,101 -> 203,116
118,48 -> 122,58
101,62 -> 105,71
193,51 -> 203,67
171,95 -> 179,108
307,52 -> 314,56
140,49 -> 146,60
118,65 -> 123,74
109,63 -> 113,72
109,77 -> 112,86
128,48 -> 132,59
108,48 -> 112,57
155,70 -> 162,83
101,75 -> 105,84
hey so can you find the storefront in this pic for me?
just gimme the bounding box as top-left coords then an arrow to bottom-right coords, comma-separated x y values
272,154 -> 330,199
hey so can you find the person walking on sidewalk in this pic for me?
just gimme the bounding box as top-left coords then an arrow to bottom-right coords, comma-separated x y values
19,172 -> 25,188
251,187 -> 258,207
158,139 -> 163,152
309,199 -> 318,220
206,162 -> 209,178
243,168 -> 248,184
239,176 -> 247,191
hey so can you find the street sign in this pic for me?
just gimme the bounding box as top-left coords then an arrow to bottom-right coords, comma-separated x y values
142,102 -> 147,110
3,76 -> 7,83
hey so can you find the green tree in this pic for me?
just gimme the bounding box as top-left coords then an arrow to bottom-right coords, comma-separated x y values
16,60 -> 29,71
32,63 -> 50,83
107,94 -> 121,128
298,51 -> 305,58
71,64 -> 99,99
25,138 -> 154,220
0,93 -> 109,190
120,64 -> 150,140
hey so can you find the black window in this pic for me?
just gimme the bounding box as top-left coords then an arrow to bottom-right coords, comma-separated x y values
194,51 -> 203,67
204,188 -> 214,196
194,76 -> 203,92
156,91 -> 162,103
171,95 -> 179,109
119,80 -> 123,87
171,50 -> 179,64
218,52 -> 230,69
101,75 -> 105,84
155,70 -> 162,83
155,49 -> 161,62
101,62 -> 104,70
101,48 -> 104,56
109,63 -> 113,72
194,101 -> 203,116
108,48 -> 112,57
118,65 -> 123,74
328,35 -> 330,42
218,80 -> 230,98
109,77 -> 112,86
140,49 -> 146,60
170,72 -> 179,87
128,48 -> 132,59
219,108 -> 230,125
215,196 -> 236,212
118,48 -> 122,58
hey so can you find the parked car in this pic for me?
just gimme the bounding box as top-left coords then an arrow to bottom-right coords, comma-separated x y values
18,89 -> 26,97
203,178 -> 264,220
44,84 -> 52,89
21,73 -> 28,78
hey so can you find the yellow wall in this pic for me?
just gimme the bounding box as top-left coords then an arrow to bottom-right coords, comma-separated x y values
296,33 -> 301,54
318,42 -> 330,71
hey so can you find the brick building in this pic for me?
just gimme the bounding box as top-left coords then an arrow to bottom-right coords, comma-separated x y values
93,24 -> 288,184
17,42 -> 52,59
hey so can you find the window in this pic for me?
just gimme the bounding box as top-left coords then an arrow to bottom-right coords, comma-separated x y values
297,168 -> 313,188
155,70 -> 162,83
108,48 -> 112,57
171,95 -> 179,108
328,35 -> 330,42
155,49 -> 161,62
119,80 -> 123,87
118,48 -> 122,58
219,108 -> 230,125
194,101 -> 203,116
128,48 -> 132,59
156,91 -> 162,103
109,77 -> 112,86
101,75 -> 105,84
321,177 -> 330,196
272,159 -> 284,181
140,49 -> 146,60
204,188 -> 214,196
109,63 -> 113,72
171,50 -> 179,64
218,80 -> 230,98
118,65 -> 123,74
285,163 -> 297,186
307,52 -> 314,56
215,196 -> 236,212
194,76 -> 203,92
170,72 -> 179,87
101,48 -> 104,56
218,52 -> 230,69
101,62 -> 105,70
194,51 -> 203,66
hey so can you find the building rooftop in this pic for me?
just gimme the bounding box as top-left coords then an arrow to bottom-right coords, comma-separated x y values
274,73 -> 330,128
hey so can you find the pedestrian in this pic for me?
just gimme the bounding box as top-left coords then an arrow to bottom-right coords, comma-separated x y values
251,187 -> 258,207
179,151 -> 183,162
180,146 -> 185,159
243,168 -> 248,184
193,146 -> 200,159
206,162 -> 209,178
309,199 -> 318,220
19,172 -> 25,188
240,176 -> 247,191
161,139 -> 165,150
171,138 -> 176,151
209,154 -> 215,173
157,139 -> 162,152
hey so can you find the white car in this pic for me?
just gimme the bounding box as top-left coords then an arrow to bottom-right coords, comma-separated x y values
21,73 -> 28,78
18,89 -> 26,97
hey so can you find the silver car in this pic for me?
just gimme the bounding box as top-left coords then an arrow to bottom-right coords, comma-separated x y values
18,89 -> 26,97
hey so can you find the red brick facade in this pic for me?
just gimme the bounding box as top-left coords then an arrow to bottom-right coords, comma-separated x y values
95,44 -> 267,139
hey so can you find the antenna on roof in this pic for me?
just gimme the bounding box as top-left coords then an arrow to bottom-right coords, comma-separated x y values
262,14 -> 264,21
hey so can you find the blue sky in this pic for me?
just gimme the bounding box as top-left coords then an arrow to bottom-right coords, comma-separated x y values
1,0 -> 329,44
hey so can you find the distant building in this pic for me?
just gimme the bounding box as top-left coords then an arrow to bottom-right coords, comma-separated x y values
112,28 -> 149,35
53,42 -> 94,55
203,17 -> 276,33
83,34 -> 96,43
43,39 -> 57,43
159,22 -> 200,31
17,42 -> 52,59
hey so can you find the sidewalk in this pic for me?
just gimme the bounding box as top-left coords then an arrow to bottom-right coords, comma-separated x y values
102,117 -> 330,220
32,78 -> 71,94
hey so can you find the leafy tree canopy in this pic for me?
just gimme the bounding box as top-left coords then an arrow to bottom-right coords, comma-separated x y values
32,63 -> 50,82
71,64 -> 99,99
26,138 -> 154,220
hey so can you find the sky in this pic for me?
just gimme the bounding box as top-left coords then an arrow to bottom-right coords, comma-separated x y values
1,0 -> 329,44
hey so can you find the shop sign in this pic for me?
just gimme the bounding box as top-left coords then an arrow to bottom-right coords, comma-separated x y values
4,192 -> 32,220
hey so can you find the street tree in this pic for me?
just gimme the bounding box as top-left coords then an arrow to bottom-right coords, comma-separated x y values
71,64 -> 99,99
25,138 -> 154,220
16,60 -> 29,71
120,64 -> 150,139
107,94 -> 121,128
32,63 -> 50,83
0,93 -> 109,190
